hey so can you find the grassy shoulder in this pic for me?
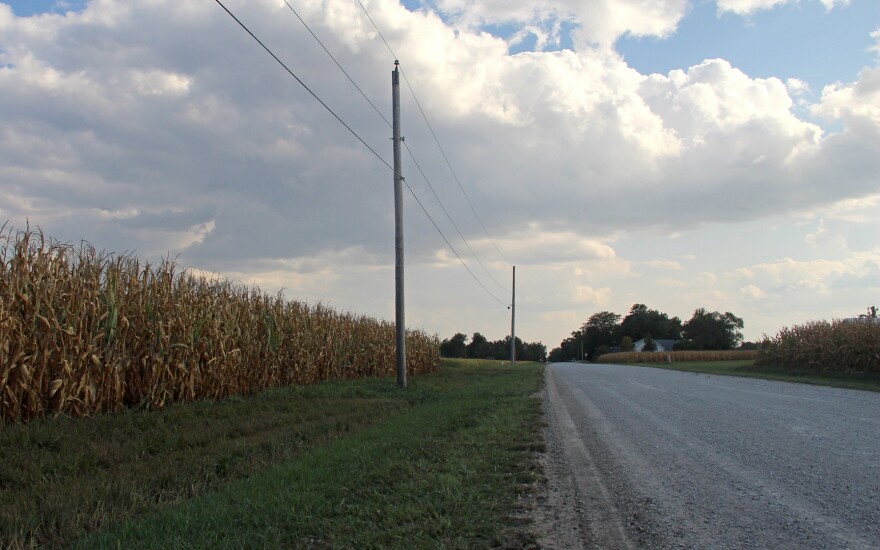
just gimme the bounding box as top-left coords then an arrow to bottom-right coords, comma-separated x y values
2,359 -> 545,549
627,360 -> 880,392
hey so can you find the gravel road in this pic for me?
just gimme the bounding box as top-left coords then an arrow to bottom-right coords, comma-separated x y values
535,363 -> 880,549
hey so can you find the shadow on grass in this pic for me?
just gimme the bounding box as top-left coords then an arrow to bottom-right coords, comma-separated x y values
2,361 -> 546,549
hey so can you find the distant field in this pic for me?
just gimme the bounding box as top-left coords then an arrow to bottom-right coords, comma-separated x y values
626,360 -> 880,392
1,359 -> 545,548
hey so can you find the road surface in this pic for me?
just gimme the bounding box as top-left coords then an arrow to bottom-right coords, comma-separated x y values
537,362 -> 880,549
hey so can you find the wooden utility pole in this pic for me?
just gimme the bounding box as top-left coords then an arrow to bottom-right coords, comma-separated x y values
392,61 -> 406,388
510,265 -> 516,367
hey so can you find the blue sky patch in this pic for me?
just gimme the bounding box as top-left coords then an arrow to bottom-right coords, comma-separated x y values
4,0 -> 87,17
616,0 -> 877,92
398,0 -> 877,94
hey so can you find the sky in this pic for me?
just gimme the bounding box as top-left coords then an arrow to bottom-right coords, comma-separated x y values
1,0 -> 878,351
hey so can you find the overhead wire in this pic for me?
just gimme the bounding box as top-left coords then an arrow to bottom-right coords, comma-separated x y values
403,142 -> 509,293
282,0 -> 391,128
402,180 -> 508,306
215,0 -> 508,305
213,0 -> 392,172
353,0 -> 511,265
282,0 -> 508,299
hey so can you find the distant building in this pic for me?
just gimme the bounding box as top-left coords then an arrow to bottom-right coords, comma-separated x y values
633,338 -> 678,352
842,317 -> 880,324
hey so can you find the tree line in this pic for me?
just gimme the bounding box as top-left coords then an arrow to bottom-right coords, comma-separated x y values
439,332 -> 548,362
549,304 -> 746,362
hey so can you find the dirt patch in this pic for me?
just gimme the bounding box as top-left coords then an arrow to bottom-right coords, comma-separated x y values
530,413 -> 587,549
530,367 -> 635,549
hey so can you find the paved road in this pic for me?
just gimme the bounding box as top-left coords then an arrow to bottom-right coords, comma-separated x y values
540,363 -> 880,549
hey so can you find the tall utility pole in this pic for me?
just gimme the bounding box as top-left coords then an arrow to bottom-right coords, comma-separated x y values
392,61 -> 406,388
510,265 -> 516,367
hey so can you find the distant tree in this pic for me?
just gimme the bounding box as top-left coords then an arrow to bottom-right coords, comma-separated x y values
439,332 -> 468,358
619,303 -> 682,341
466,332 -> 491,358
582,311 -> 621,359
440,332 -> 548,362
682,309 -> 744,350
522,341 -> 548,362
548,346 -> 565,362
549,335 -> 580,362
498,336 -> 526,361
594,345 -> 612,360
673,339 -> 694,351
641,335 -> 657,352
620,336 -> 634,352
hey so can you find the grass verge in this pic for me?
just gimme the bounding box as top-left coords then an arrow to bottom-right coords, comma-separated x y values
1,359 -> 545,549
629,360 -> 880,392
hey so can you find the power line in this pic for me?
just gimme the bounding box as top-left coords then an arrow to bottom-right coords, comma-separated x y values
213,0 -> 392,172
282,1 -> 508,296
354,0 -> 398,60
215,0 -> 505,306
400,73 -> 511,264
282,0 -> 391,128
403,141 -> 509,293
402,178 -> 508,306
353,0 -> 511,264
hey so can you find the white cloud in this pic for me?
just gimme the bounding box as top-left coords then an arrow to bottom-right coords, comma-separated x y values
432,0 -> 689,46
740,284 -> 767,299
574,285 -> 612,305
733,255 -> 879,294
494,225 -> 620,265
0,0 -> 878,349
813,66 -> 880,125
786,77 -> 810,95
716,0 -> 794,15
643,259 -> 683,270
716,0 -> 850,16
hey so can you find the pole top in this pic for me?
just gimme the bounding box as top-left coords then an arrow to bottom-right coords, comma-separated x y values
394,59 -> 399,67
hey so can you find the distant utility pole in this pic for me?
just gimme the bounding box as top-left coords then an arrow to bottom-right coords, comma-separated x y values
510,265 -> 516,367
392,60 -> 406,388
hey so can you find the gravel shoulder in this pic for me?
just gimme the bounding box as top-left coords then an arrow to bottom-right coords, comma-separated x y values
533,362 -> 880,549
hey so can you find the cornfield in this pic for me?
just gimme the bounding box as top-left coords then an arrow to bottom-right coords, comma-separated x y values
0,227 -> 440,423
597,350 -> 759,364
756,320 -> 880,375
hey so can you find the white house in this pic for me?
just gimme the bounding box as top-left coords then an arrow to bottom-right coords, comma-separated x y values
633,338 -> 678,352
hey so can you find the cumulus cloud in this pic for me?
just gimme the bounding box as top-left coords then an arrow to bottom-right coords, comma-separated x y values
716,0 -> 850,16
0,0 -> 878,346
813,67 -> 880,125
432,0 -> 689,47
573,284 -> 612,305
734,254 -> 880,294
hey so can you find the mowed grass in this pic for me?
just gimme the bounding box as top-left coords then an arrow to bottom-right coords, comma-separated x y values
628,360 -> 880,392
1,359 -> 545,549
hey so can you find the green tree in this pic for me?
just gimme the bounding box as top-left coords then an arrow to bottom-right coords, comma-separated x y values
642,335 -> 657,352
620,336 -> 634,352
466,332 -> 491,358
439,333 -> 468,358
500,336 -> 526,361
619,303 -> 682,341
581,311 -> 621,359
682,309 -> 744,350
594,345 -> 612,360
522,341 -> 548,362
